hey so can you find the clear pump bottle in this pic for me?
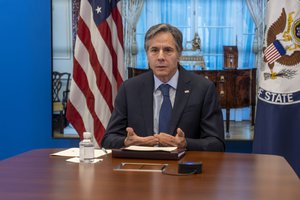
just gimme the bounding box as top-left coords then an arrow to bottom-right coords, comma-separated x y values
79,132 -> 94,163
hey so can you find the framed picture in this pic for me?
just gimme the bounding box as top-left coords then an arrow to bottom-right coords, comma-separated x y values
223,46 -> 238,69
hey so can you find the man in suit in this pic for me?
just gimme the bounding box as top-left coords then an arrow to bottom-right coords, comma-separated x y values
101,23 -> 225,151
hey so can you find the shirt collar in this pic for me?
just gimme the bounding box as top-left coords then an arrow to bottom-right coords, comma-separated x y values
154,69 -> 179,91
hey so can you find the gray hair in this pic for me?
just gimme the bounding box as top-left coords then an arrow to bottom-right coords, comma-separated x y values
144,23 -> 183,54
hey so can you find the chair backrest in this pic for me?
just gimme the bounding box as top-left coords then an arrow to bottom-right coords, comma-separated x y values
127,67 -> 149,78
52,71 -> 71,103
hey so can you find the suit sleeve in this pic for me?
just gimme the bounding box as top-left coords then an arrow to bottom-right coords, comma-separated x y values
101,83 -> 127,149
186,83 -> 225,151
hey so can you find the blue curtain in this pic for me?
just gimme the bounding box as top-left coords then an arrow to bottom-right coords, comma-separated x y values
134,0 -> 255,121
135,0 -> 255,71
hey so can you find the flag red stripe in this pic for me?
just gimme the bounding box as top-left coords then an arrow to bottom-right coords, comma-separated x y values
112,6 -> 124,49
264,44 -> 281,64
77,17 -> 114,111
111,4 -> 124,88
66,101 -> 85,140
97,22 -> 121,91
265,47 -> 276,56
73,58 -> 106,142
265,48 -> 277,57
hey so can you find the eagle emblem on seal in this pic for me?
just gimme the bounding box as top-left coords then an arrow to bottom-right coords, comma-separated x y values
263,8 -> 300,80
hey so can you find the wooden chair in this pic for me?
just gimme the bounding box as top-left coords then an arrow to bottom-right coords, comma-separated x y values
52,71 -> 71,133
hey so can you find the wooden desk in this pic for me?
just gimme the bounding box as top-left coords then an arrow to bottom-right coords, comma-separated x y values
0,149 -> 299,200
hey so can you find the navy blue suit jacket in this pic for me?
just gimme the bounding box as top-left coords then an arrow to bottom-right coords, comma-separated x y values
101,67 -> 225,151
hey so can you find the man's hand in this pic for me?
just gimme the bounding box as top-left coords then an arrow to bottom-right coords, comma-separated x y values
175,128 -> 187,149
124,127 -> 159,147
154,128 -> 187,148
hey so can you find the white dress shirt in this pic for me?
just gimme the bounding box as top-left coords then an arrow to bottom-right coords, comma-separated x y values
153,70 -> 179,134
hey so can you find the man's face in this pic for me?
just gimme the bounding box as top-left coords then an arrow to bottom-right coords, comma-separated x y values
147,32 -> 180,83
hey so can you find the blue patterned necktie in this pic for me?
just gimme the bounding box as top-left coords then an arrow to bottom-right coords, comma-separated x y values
159,84 -> 172,133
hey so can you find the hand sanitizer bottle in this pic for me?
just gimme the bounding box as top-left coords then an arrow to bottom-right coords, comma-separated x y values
79,132 -> 94,163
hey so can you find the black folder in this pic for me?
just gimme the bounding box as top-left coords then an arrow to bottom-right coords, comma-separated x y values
112,148 -> 186,160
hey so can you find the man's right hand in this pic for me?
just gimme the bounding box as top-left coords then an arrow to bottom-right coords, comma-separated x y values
124,127 -> 159,147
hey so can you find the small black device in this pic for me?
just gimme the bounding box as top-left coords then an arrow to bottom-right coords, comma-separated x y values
178,162 -> 202,174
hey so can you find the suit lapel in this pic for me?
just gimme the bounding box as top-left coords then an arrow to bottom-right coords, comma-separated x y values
169,69 -> 191,135
140,72 -> 154,135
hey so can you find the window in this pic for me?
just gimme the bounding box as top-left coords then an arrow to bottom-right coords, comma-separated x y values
125,0 -> 255,70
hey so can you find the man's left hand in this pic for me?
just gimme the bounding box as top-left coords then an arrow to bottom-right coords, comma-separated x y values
155,128 -> 187,149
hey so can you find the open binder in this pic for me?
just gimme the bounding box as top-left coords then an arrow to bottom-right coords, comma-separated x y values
112,146 -> 186,160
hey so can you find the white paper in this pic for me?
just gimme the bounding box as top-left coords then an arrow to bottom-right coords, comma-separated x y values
124,146 -> 177,152
51,148 -> 111,158
66,157 -> 103,164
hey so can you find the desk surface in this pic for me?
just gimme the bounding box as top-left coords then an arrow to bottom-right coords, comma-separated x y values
0,149 -> 299,200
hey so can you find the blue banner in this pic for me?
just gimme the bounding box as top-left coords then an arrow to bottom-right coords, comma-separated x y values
253,0 -> 300,178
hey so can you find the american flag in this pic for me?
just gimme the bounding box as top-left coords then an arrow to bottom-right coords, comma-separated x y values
67,0 -> 125,146
264,40 -> 286,64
